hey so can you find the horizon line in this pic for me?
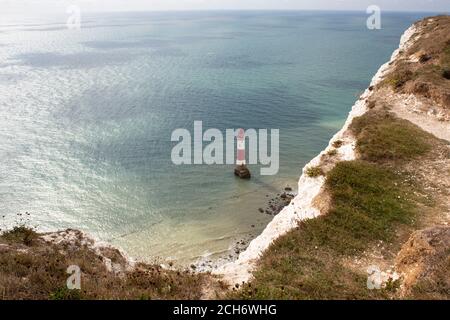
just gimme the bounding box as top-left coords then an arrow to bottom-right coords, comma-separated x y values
39,8 -> 450,15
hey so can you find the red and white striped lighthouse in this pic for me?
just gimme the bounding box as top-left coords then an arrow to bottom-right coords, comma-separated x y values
236,128 -> 246,166
234,128 -> 251,179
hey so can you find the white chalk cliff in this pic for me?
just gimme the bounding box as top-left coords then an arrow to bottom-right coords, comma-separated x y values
215,24 -> 420,285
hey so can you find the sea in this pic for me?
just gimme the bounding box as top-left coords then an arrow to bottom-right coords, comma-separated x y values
0,10 -> 434,265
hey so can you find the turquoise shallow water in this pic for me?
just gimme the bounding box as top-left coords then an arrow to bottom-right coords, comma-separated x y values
0,11 -> 433,264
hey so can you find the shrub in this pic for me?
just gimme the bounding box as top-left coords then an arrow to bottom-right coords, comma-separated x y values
367,100 -> 377,109
306,166 -> 324,178
49,287 -> 83,300
327,149 -> 338,156
1,226 -> 38,246
332,140 -> 344,148
386,70 -> 414,90
442,68 -> 450,80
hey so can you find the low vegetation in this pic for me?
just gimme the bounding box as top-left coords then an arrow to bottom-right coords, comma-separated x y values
232,17 -> 450,300
0,228 -> 209,300
385,70 -> 415,90
332,140 -> 344,148
233,161 -> 416,299
327,149 -> 338,156
232,109 -> 436,300
1,226 -> 38,246
306,166 -> 324,178
350,111 -> 432,162
381,16 -> 450,109
443,68 -> 450,80
396,226 -> 450,299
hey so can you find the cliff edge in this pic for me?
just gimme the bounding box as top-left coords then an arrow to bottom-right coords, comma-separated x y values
224,16 -> 450,300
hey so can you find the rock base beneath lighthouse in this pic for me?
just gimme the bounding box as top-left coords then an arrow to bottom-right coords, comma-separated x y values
234,165 -> 251,179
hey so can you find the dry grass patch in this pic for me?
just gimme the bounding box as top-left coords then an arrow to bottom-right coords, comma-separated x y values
380,16 -> 450,109
0,229 -> 208,300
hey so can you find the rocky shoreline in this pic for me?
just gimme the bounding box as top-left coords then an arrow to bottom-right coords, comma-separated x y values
260,187 -> 296,217
193,186 -> 297,272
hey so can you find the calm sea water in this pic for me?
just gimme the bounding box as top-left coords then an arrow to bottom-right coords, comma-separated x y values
0,11 -> 431,264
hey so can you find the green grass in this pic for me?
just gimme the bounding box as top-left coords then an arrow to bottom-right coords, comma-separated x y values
322,161 -> 415,251
305,161 -> 415,254
350,111 -> 432,163
385,70 -> 415,90
233,160 -> 417,300
306,166 -> 324,178
49,287 -> 83,300
232,110 -> 435,300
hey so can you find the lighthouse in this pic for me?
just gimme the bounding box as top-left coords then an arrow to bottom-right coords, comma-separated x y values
234,128 -> 251,179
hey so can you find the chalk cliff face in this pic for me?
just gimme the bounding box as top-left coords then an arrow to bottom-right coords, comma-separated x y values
216,17 -> 450,286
